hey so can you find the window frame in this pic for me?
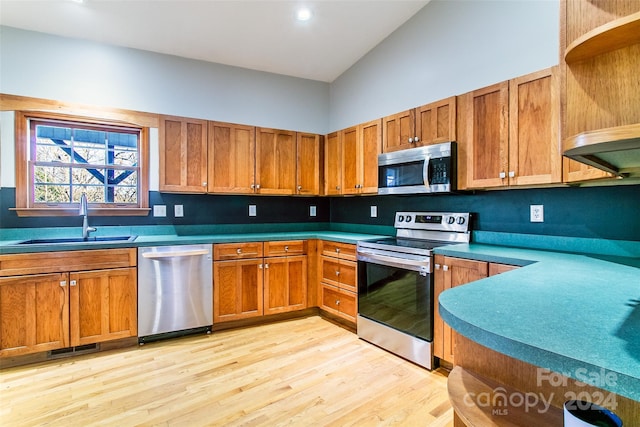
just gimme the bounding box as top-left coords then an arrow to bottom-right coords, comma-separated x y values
14,111 -> 150,216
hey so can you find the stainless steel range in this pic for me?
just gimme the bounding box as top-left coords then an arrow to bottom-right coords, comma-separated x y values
356,211 -> 471,369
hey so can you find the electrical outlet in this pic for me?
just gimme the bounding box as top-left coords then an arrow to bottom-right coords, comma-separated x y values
249,205 -> 257,217
530,205 -> 544,223
310,205 -> 317,217
153,205 -> 166,217
174,205 -> 184,217
370,205 -> 377,218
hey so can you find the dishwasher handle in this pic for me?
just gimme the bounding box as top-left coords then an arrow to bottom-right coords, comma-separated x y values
141,249 -> 210,259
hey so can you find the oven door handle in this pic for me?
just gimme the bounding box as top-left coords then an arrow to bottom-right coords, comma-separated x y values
357,251 -> 431,275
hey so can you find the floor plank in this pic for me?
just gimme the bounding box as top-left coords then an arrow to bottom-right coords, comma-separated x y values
0,316 -> 453,426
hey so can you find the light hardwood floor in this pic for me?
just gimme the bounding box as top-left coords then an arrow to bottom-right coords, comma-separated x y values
0,316 -> 453,426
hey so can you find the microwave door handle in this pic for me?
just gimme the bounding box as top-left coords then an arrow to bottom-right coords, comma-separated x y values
423,156 -> 432,188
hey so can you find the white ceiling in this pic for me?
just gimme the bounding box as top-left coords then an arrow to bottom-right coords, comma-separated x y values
0,0 -> 429,82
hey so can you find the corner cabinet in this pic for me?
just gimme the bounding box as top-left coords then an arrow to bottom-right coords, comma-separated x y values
213,241 -> 308,322
159,115 -> 209,193
560,1 -> 639,182
324,119 -> 381,195
0,249 -> 137,358
382,96 -> 457,153
433,255 -> 520,365
458,67 -> 561,189
318,241 -> 357,323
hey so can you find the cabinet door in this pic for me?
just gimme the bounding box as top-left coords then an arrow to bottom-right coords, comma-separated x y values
208,121 -> 256,194
341,126 -> 360,195
256,128 -> 296,194
382,109 -> 416,152
214,259 -> 263,322
359,119 -> 382,194
433,256 -> 488,363
324,131 -> 342,195
264,255 -> 307,315
508,67 -> 562,186
0,273 -> 69,357
70,267 -> 137,346
159,115 -> 208,193
296,133 -> 322,195
416,96 -> 457,146
460,82 -> 509,188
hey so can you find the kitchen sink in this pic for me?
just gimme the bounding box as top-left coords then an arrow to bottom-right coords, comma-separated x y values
18,236 -> 136,245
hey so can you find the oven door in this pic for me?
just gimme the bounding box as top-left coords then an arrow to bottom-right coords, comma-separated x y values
357,259 -> 433,342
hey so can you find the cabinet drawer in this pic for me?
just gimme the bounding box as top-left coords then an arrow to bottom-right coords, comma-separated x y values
213,242 -> 263,260
320,241 -> 356,261
320,257 -> 357,292
264,240 -> 307,257
321,284 -> 356,321
0,248 -> 136,277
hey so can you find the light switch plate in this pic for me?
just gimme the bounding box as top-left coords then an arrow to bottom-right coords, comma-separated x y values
530,205 -> 544,222
370,205 -> 378,218
249,205 -> 257,217
174,205 -> 184,217
310,205 -> 317,217
153,205 -> 166,217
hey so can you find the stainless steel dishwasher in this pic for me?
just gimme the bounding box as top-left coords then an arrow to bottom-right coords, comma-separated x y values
138,244 -> 213,342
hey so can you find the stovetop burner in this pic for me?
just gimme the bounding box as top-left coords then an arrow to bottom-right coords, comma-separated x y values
368,237 -> 455,251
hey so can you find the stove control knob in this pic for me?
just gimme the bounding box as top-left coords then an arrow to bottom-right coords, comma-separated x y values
398,215 -> 405,222
405,215 -> 412,222
457,217 -> 466,225
447,216 -> 455,224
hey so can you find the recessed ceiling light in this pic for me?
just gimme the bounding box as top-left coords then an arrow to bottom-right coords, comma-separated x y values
296,7 -> 313,22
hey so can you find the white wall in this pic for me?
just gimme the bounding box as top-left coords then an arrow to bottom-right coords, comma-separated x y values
0,26 -> 330,133
328,0 -> 560,131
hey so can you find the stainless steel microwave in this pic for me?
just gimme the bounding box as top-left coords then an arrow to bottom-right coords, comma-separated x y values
378,142 -> 457,195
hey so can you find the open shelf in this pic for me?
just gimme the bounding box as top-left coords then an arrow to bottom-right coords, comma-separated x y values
565,11 -> 640,63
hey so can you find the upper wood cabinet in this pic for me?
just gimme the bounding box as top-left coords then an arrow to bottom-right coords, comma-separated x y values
458,67 -> 561,189
382,97 -> 457,153
256,127 -> 297,194
208,121 -> 256,194
560,1 -> 638,183
296,133 -> 322,195
159,115 -> 208,193
325,119 -> 381,195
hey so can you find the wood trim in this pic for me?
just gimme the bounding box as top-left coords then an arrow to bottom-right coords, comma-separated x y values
0,93 -> 159,128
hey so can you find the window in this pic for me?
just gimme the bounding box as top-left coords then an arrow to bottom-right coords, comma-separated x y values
15,112 -> 149,216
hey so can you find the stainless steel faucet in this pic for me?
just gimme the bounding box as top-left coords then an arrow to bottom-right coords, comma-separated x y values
79,193 -> 97,239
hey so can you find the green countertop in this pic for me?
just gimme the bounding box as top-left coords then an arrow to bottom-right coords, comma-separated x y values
436,242 -> 640,402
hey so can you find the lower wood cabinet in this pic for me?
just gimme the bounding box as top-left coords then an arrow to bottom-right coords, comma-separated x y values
213,241 -> 308,322
0,249 -> 137,358
433,255 -> 520,364
317,241 -> 357,322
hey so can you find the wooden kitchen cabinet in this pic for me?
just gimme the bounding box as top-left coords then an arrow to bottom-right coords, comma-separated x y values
159,115 -> 208,193
383,97 -> 456,153
255,127 -> 297,194
0,273 -> 69,357
324,119 -> 381,195
318,241 -> 358,322
434,256 -> 521,364
458,67 -> 561,189
263,241 -> 307,315
0,249 -> 137,358
208,121 -> 256,194
296,133 -> 322,195
214,240 -> 309,321
433,255 -> 488,364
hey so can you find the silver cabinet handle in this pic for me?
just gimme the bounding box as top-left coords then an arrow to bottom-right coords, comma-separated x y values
259,264 -> 263,269
60,280 -> 67,287
335,270 -> 340,276
408,137 -> 414,143
443,265 -> 449,271
499,172 -> 506,179
435,263 -> 441,270
70,280 -> 77,287
251,184 -> 255,189
236,248 -> 242,254
202,182 -> 207,186
508,171 -> 515,178
414,136 -> 420,142
255,184 -> 260,190
284,246 -> 289,252
336,185 -> 340,190
297,185 -> 302,192
335,300 -> 340,306
336,248 -> 340,253
265,263 -> 269,269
